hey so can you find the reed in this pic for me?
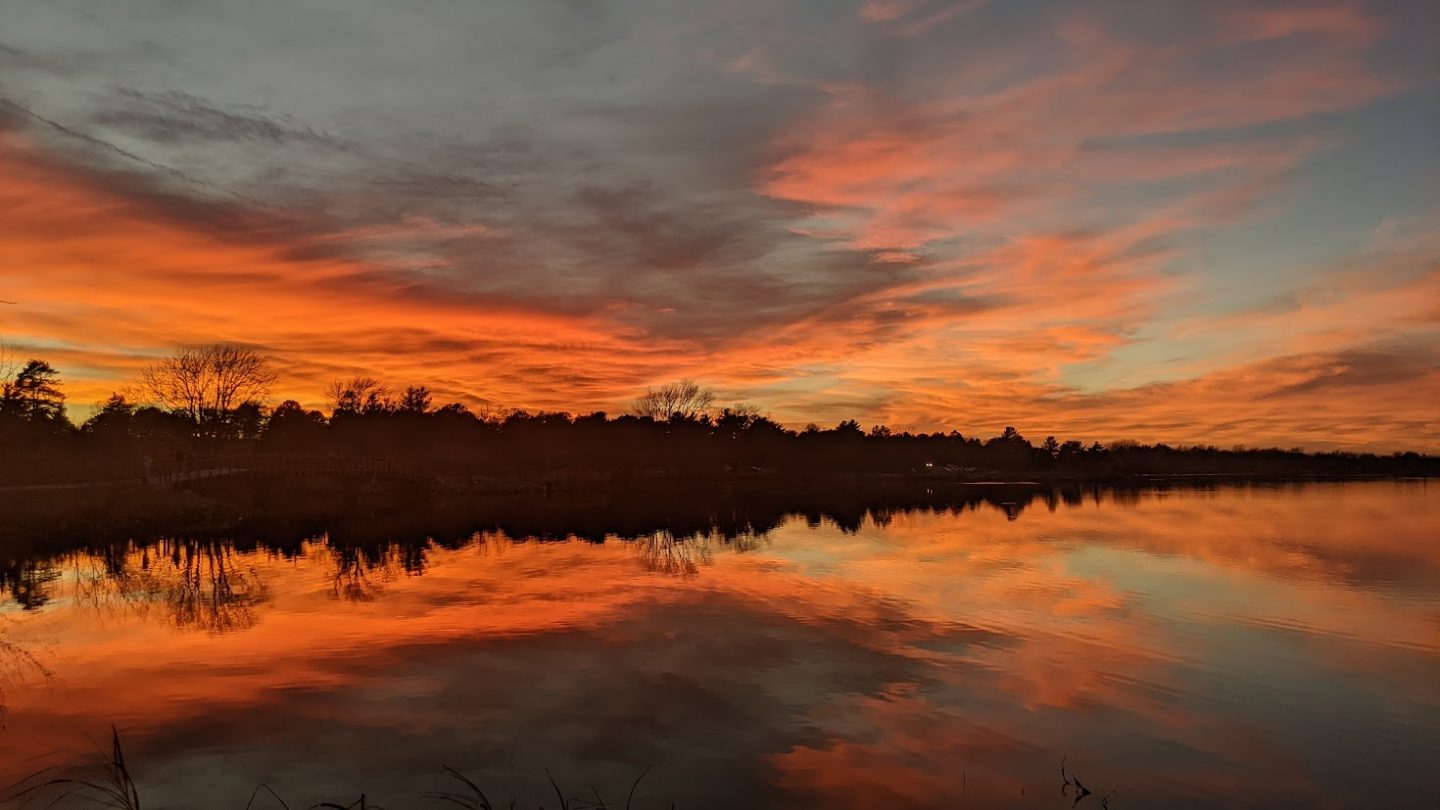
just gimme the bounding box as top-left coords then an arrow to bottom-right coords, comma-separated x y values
10,731 -> 660,810
9,726 -> 142,810
11,731 -> 1113,808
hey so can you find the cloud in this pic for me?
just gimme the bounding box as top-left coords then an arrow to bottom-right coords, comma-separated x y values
0,0 -> 1433,448
94,88 -> 347,147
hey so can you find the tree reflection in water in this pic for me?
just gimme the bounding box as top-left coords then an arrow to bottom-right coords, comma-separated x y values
0,616 -> 52,726
0,481 -> 1368,638
136,540 -> 268,633
635,528 -> 766,576
0,481 -> 1432,809
329,541 -> 403,603
52,539 -> 271,635
0,559 -> 59,611
635,530 -> 712,576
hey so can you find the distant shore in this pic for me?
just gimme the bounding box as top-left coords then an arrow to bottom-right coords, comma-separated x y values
2,471 -> 1431,554
1,465 -> 1432,495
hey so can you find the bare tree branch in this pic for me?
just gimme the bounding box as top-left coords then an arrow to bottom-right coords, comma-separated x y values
632,379 -> 716,421
135,344 -> 277,433
324,377 -> 392,416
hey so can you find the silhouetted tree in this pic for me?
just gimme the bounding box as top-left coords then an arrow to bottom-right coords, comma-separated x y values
633,379 -> 715,421
81,393 -> 136,438
97,392 -> 135,418
399,385 -> 433,415
1,356 -> 1437,488
230,401 -> 266,440
1057,440 -> 1085,466
0,341 -> 15,384
0,359 -> 65,421
985,426 -> 1033,472
264,399 -> 327,450
136,344 -> 277,434
326,377 -> 392,416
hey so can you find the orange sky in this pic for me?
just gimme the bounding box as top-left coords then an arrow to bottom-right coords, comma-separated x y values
0,0 -> 1436,450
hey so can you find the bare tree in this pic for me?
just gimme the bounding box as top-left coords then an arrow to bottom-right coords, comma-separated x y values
633,379 -> 716,421
0,339 -> 17,386
324,376 -> 392,416
136,344 -> 277,429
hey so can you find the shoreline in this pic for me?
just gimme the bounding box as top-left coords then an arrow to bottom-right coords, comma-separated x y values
1,473 -> 1429,550
1,467 -> 1432,495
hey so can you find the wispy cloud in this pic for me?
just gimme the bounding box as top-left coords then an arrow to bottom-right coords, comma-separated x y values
0,0 -> 1433,448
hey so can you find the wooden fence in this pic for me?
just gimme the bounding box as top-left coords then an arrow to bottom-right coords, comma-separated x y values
147,454 -> 424,485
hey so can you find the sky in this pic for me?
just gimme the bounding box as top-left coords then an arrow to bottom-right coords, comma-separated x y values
0,0 -> 1436,450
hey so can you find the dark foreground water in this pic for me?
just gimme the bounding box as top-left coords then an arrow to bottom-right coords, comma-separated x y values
0,481 -> 1436,809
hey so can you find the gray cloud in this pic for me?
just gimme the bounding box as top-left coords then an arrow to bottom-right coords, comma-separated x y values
0,0 -> 875,342
2,0 -> 1434,441
95,87 -> 348,147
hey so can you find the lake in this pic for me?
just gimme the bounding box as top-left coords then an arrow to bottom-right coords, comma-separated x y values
0,480 -> 1436,808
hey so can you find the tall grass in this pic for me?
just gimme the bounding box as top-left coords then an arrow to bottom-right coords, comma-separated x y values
8,726 -> 142,810
8,730 -> 661,810
10,731 -> 1114,808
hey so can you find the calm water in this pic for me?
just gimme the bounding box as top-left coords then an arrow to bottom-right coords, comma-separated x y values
0,481 -> 1436,808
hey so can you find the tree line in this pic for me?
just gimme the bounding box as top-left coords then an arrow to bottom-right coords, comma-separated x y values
0,344 -> 1434,485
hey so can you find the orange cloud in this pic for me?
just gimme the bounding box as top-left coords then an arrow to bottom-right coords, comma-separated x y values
0,1 -> 1433,450
0,132 -> 699,413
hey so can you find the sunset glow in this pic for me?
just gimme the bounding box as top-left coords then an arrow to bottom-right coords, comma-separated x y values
1,0 -> 1436,448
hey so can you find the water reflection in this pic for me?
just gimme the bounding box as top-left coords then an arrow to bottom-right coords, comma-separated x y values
635,531 -> 713,576
329,544 -> 403,603
0,620 -> 51,728
0,559 -> 58,611
0,481 -> 1434,808
135,540 -> 268,634
11,479 -> 1432,613
30,541 -> 269,635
